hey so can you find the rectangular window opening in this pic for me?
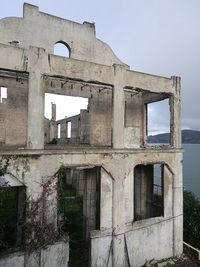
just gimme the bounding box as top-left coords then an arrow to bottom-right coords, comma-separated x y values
147,98 -> 171,146
57,124 -> 61,139
0,87 -> 7,103
67,121 -> 71,138
134,163 -> 164,221
44,93 -> 88,145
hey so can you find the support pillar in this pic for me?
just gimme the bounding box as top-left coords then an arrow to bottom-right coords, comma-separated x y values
112,175 -> 126,266
27,47 -> 48,149
170,76 -> 181,149
173,153 -> 183,256
112,64 -> 126,148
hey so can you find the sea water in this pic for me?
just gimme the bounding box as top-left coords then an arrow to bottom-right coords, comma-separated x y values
183,144 -> 200,199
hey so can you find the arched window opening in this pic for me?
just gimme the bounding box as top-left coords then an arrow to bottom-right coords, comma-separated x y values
54,41 -> 70,58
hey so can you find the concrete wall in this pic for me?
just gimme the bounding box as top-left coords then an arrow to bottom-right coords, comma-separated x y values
125,219 -> 173,267
0,78 -> 28,146
57,110 -> 90,145
124,92 -> 144,148
0,3 -> 125,67
71,115 -> 80,142
58,115 -> 81,143
80,110 -> 90,144
6,83 -> 28,145
89,93 -> 112,146
0,149 -> 183,266
44,118 -> 50,144
0,241 -> 69,267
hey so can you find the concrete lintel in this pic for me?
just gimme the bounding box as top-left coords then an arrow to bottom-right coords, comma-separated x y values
126,69 -> 174,94
49,55 -> 114,84
0,147 -> 183,156
59,165 -> 97,170
44,75 -> 112,98
0,69 -> 28,80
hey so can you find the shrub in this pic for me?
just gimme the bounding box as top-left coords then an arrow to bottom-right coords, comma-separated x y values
183,190 -> 200,249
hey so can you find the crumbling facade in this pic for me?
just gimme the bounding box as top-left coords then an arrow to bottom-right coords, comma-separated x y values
0,4 -> 183,267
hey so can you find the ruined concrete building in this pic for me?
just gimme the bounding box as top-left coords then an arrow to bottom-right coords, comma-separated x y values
0,3 -> 183,267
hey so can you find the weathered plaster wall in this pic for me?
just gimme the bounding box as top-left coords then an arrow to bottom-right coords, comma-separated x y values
44,118 -> 50,143
80,110 -> 90,144
89,93 -> 112,146
6,83 -> 27,145
124,92 -> 144,148
0,3 -> 125,67
0,149 -> 183,266
0,241 -> 69,267
0,77 -> 28,146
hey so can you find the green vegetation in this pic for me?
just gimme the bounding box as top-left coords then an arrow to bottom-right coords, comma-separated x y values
0,187 -> 17,252
183,190 -> 200,249
153,194 -> 163,208
47,138 -> 57,144
58,176 -> 88,267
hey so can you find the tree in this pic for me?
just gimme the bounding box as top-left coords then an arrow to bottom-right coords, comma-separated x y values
183,190 -> 200,249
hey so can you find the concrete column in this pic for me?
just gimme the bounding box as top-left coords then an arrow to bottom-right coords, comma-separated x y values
27,70 -> 44,149
60,121 -> 67,139
170,76 -> 181,149
172,153 -> 183,256
112,64 -> 126,148
43,178 -> 57,230
100,168 -> 113,229
50,121 -> 57,140
27,47 -> 49,149
51,103 -> 56,121
164,165 -> 173,218
112,177 -> 126,266
111,161 -> 128,266
80,110 -> 90,144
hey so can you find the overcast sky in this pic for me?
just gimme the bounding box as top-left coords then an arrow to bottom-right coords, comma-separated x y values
1,0 -> 200,134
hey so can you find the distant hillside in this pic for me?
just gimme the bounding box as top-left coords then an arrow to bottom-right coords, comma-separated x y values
148,129 -> 200,144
